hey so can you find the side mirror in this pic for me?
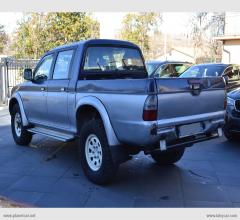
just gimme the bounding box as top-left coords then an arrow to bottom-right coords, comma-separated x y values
23,68 -> 33,81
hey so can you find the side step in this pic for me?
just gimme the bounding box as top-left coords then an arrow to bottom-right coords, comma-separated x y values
28,127 -> 75,142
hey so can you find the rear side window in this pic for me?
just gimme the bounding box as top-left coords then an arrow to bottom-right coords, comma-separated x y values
83,46 -> 145,73
53,50 -> 74,79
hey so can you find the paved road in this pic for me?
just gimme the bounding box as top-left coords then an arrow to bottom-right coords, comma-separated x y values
0,109 -> 240,207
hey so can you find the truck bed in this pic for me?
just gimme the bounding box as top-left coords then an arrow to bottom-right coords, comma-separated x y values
75,77 -> 225,147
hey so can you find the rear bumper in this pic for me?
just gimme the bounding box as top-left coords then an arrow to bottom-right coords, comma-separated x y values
156,111 -> 225,128
156,117 -> 224,141
147,131 -> 221,153
144,114 -> 224,151
152,110 -> 225,142
114,110 -> 225,148
142,111 -> 225,148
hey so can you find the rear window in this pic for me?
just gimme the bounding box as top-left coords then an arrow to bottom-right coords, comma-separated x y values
83,46 -> 145,74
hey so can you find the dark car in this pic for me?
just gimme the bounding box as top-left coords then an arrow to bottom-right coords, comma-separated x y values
224,88 -> 240,140
146,60 -> 192,78
180,63 -> 240,92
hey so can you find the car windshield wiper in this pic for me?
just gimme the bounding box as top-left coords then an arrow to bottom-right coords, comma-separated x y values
122,59 -> 127,69
96,61 -> 103,71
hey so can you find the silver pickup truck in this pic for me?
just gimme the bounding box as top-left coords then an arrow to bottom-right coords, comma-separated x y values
9,39 -> 225,184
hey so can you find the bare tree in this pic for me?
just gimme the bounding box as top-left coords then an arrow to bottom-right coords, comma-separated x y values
190,12 -> 225,63
190,12 -> 210,62
208,12 -> 225,62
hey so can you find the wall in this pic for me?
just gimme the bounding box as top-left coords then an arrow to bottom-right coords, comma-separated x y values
222,44 -> 240,64
225,12 -> 240,36
157,50 -> 194,63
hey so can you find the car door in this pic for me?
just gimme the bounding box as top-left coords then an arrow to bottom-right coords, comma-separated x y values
22,54 -> 54,124
46,49 -> 75,129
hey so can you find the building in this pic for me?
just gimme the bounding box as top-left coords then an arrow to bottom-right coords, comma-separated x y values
156,46 -> 195,63
215,12 -> 240,64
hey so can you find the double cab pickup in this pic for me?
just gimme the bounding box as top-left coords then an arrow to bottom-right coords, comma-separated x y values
9,39 -> 225,184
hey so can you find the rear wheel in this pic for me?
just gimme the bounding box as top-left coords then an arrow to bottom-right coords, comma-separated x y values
78,119 -> 118,184
151,147 -> 185,165
11,104 -> 32,146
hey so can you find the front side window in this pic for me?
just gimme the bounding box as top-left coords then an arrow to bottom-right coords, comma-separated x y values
224,66 -> 240,80
155,64 -> 171,77
172,64 -> 191,75
53,50 -> 74,80
83,46 -> 145,73
34,54 -> 54,81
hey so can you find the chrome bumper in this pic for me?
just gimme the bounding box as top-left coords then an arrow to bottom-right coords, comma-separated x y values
148,111 -> 225,150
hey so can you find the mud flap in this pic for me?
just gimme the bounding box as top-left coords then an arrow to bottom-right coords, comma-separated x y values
110,145 -> 132,164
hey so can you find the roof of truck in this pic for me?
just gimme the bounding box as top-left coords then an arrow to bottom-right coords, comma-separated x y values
48,39 -> 139,52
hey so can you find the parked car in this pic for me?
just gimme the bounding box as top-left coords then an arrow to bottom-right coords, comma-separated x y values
146,60 -> 192,78
180,63 -> 240,92
9,39 -> 225,184
224,88 -> 240,140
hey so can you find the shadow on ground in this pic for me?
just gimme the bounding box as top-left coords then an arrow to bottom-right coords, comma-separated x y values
1,114 -> 240,207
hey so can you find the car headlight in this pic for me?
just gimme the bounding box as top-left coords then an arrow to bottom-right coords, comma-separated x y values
227,97 -> 235,106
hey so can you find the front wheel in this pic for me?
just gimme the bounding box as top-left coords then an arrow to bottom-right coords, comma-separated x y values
78,119 -> 118,185
151,147 -> 185,165
11,104 -> 32,146
224,128 -> 239,141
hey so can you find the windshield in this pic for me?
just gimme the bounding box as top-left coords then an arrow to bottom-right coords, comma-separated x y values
180,65 -> 226,78
146,63 -> 159,75
83,46 -> 145,73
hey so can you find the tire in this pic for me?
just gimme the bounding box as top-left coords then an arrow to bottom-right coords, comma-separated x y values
11,104 -> 32,146
224,128 -> 239,141
151,147 -> 185,165
78,119 -> 118,185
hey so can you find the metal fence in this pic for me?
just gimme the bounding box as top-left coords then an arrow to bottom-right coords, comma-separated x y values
0,57 -> 39,105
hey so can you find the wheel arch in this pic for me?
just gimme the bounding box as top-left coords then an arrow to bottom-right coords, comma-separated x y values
76,96 -> 120,147
9,93 -> 29,127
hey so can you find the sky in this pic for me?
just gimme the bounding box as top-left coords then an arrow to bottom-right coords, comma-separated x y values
0,12 -> 193,38
93,12 -> 193,38
0,12 -> 23,33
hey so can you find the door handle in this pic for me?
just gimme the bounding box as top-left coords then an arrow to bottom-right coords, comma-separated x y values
40,87 -> 45,91
60,87 -> 66,92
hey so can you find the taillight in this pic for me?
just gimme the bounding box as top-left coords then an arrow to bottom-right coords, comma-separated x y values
143,95 -> 158,121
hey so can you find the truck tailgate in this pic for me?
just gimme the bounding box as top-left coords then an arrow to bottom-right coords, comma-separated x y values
155,77 -> 225,125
